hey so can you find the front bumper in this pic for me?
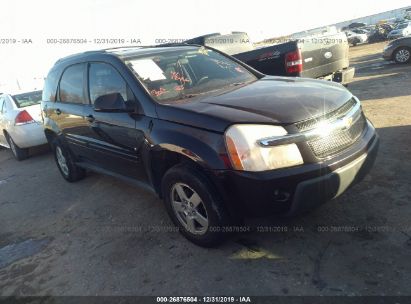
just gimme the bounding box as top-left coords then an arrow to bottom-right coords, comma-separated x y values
383,46 -> 395,61
286,132 -> 378,215
332,67 -> 355,85
208,120 -> 379,217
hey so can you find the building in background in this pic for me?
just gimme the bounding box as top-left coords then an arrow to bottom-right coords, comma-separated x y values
334,5 -> 411,29
290,5 -> 411,38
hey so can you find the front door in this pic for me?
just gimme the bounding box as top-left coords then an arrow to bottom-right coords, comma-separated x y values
82,62 -> 149,182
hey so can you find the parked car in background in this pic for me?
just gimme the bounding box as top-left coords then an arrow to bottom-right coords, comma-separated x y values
42,45 -> 378,246
387,22 -> 411,39
368,24 -> 394,43
346,30 -> 368,46
342,22 -> 367,31
383,37 -> 411,63
351,28 -> 370,35
184,31 -> 355,85
0,90 -> 47,160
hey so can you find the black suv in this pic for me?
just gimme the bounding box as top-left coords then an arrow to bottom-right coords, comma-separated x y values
42,45 -> 379,247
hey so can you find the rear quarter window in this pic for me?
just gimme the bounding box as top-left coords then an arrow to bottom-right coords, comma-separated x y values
43,69 -> 59,102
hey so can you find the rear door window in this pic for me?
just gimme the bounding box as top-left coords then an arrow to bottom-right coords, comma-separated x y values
59,64 -> 86,104
43,69 -> 59,102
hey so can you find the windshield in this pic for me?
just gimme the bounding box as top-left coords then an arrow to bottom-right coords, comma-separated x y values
125,47 -> 258,103
12,90 -> 42,108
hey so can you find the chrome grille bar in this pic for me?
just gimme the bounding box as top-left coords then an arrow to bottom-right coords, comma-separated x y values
258,97 -> 361,147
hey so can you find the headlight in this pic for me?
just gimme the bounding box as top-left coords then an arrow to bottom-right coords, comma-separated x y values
225,124 -> 304,171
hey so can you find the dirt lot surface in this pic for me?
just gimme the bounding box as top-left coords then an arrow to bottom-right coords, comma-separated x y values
1,41 -> 410,296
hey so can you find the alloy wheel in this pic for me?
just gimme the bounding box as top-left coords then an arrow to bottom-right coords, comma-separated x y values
395,49 -> 410,63
56,146 -> 69,176
170,183 -> 209,235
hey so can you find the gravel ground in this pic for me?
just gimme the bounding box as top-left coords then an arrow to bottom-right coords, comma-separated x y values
0,41 -> 410,296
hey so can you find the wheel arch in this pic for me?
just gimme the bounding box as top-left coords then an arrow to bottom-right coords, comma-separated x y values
149,147 -> 209,198
44,128 -> 58,145
393,45 -> 411,62
147,121 -> 230,196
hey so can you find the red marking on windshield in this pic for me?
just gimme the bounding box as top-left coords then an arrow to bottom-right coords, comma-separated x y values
170,72 -> 190,83
235,67 -> 245,73
150,87 -> 167,97
174,85 -> 184,91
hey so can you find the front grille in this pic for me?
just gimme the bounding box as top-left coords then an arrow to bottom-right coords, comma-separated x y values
308,113 -> 366,158
296,98 -> 357,131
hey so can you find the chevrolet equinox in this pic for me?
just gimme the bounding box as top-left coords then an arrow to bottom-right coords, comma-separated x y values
42,45 -> 379,247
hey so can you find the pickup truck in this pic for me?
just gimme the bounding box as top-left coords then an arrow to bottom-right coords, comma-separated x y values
42,44 -> 378,247
185,32 -> 355,85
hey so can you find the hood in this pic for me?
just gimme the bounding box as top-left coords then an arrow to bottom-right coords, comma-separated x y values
390,36 -> 411,44
156,76 -> 353,132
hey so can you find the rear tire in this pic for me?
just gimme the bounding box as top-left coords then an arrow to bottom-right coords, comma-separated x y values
6,133 -> 29,161
53,138 -> 85,182
162,164 -> 231,247
393,47 -> 411,64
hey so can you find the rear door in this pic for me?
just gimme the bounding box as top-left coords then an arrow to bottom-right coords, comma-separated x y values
82,62 -> 149,182
51,63 -> 90,157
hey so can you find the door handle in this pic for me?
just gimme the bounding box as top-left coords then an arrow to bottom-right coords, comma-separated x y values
55,109 -> 61,115
86,114 -> 95,123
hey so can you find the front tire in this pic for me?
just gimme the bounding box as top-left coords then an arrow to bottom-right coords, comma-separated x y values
53,138 -> 85,182
393,47 -> 411,64
6,133 -> 29,161
162,164 -> 231,247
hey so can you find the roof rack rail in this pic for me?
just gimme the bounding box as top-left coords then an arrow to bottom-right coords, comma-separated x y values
103,43 -> 197,50
54,43 -> 202,64
102,45 -> 153,51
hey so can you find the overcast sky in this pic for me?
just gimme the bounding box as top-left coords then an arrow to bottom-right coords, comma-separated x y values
0,0 -> 410,91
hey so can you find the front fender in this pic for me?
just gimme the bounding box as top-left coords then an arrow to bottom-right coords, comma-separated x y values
149,119 -> 229,170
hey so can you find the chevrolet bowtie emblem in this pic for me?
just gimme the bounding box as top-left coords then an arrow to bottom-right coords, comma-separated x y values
342,116 -> 354,129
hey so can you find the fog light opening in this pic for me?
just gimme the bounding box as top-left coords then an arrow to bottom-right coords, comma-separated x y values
273,189 -> 290,203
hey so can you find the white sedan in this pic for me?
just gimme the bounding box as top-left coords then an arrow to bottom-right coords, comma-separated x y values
345,31 -> 368,46
0,90 -> 47,160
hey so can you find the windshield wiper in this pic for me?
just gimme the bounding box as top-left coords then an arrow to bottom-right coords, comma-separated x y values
171,93 -> 200,101
230,82 -> 247,86
170,83 -> 248,102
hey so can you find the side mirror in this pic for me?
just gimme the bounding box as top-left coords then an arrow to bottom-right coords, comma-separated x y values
94,93 -> 134,112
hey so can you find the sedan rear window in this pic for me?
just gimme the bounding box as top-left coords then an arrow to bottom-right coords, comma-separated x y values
12,91 -> 42,108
